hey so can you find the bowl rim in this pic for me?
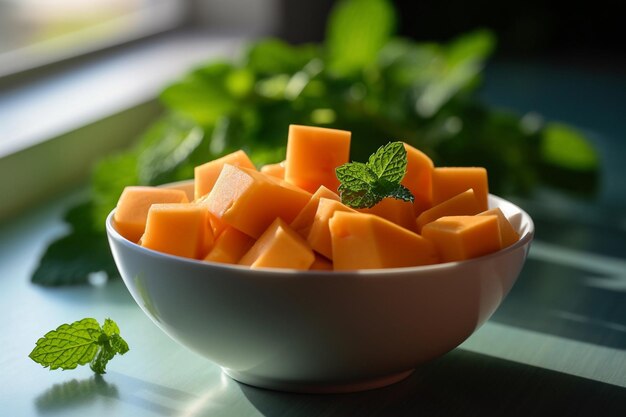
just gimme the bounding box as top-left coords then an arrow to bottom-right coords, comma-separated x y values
106,191 -> 534,277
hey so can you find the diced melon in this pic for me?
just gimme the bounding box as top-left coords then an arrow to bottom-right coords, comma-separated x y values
141,203 -> 212,259
114,186 -> 188,242
194,150 -> 256,199
358,197 -> 417,232
307,198 -> 356,259
329,211 -> 439,270
310,254 -> 333,271
203,164 -> 311,238
290,185 -> 340,236
478,208 -> 520,248
416,189 -> 481,232
284,124 -> 351,193
204,226 -> 255,264
163,181 -> 195,202
421,215 -> 502,262
432,167 -> 489,212
239,218 -> 314,270
401,143 -> 434,215
260,161 -> 285,179
207,210 -> 228,239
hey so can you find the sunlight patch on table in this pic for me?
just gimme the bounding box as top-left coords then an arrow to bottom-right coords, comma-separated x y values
461,321 -> 626,388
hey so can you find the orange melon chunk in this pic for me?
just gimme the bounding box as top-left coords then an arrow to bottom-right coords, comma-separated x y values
114,186 -> 189,242
164,181 -> 195,202
204,226 -> 255,264
284,124 -> 351,193
194,150 -> 256,199
416,189 -> 482,232
421,215 -> 502,262
358,197 -> 417,232
329,211 -> 439,270
204,164 -> 311,238
260,161 -> 285,179
207,211 -> 228,239
432,167 -> 489,212
478,208 -> 520,248
401,143 -> 434,215
239,218 -> 314,270
141,203 -> 212,259
290,186 -> 340,236
310,254 -> 333,271
307,198 -> 356,259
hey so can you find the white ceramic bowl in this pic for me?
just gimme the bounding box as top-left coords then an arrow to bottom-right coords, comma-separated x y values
106,189 -> 533,393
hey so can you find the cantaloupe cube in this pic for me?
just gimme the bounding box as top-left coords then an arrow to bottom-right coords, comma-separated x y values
204,226 -> 255,264
329,211 -> 439,270
194,150 -> 256,199
260,161 -> 285,179
164,181 -> 195,202
421,215 -> 502,262
284,125 -> 351,193
478,208 -> 520,248
203,164 -> 311,238
141,203 -> 212,259
401,143 -> 434,215
207,211 -> 228,239
307,198 -> 356,259
416,189 -> 482,232
114,186 -> 189,242
432,167 -> 489,212
310,254 -> 333,271
290,185 -> 340,236
358,197 -> 417,232
239,218 -> 314,270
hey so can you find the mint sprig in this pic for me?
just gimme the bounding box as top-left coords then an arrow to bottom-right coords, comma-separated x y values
336,141 -> 414,208
29,318 -> 129,374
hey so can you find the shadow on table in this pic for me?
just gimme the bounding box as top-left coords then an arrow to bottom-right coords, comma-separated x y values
35,375 -> 119,414
491,256 -> 626,350
238,349 -> 626,417
34,372 -> 197,416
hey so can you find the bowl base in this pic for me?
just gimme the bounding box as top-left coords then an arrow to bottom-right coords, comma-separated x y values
223,368 -> 415,394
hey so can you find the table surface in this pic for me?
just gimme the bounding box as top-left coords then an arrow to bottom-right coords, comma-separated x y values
1,62 -> 626,416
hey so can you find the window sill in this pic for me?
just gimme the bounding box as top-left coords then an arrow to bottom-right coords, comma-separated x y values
0,31 -> 244,221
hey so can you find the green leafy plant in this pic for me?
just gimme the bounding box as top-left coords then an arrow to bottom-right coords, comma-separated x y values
31,0 -> 598,286
337,142 -> 413,208
29,318 -> 129,374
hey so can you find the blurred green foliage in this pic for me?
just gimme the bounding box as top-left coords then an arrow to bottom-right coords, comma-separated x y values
32,0 -> 599,285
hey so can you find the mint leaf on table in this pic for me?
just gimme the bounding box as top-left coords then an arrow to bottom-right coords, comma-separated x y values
29,318 -> 129,374
336,141 -> 414,208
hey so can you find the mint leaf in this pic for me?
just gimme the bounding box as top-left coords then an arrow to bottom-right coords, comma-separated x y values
160,63 -> 237,125
102,318 -> 120,337
541,123 -> 598,171
367,142 -> 407,183
378,183 -> 414,202
336,162 -> 377,190
30,318 -> 129,374
31,203 -> 119,286
246,39 -> 319,75
90,342 -> 116,375
337,187 -> 379,209
326,0 -> 395,75
109,335 -> 130,355
337,141 -> 414,208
